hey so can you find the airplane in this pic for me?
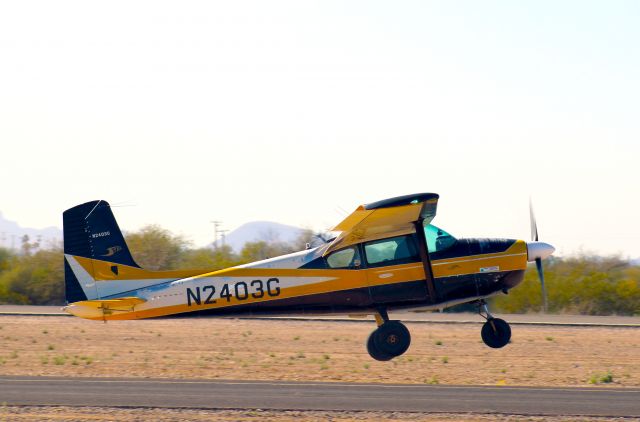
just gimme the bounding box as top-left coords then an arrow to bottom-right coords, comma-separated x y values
62,193 -> 555,361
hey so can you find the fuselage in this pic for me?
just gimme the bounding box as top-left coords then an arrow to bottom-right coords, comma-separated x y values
62,196 -> 555,322
64,233 -> 531,320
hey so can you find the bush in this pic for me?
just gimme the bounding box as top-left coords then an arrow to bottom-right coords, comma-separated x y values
0,247 -> 64,305
492,255 -> 640,315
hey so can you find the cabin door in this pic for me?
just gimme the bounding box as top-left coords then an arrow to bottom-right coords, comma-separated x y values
363,235 -> 430,305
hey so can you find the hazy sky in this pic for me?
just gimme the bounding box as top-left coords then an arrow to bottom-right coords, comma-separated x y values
1,1 -> 638,257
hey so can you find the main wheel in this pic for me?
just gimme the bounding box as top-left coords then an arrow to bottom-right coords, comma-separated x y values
366,331 -> 393,361
373,321 -> 411,358
481,318 -> 511,348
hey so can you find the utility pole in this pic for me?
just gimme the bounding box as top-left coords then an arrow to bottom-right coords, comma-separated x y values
211,221 -> 223,249
219,229 -> 229,247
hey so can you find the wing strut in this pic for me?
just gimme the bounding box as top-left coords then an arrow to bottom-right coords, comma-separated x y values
413,220 -> 438,304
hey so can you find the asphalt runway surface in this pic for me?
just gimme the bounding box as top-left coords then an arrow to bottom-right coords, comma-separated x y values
1,376 -> 638,417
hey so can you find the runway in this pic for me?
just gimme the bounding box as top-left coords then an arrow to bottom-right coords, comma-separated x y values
1,376 -> 638,417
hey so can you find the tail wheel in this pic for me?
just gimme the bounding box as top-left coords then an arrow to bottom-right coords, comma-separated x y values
481,318 -> 511,348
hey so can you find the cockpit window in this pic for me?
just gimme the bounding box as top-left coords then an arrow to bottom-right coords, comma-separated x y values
326,246 -> 361,269
364,235 -> 419,267
424,224 -> 457,253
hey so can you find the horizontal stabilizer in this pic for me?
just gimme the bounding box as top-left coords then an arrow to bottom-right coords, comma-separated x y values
63,297 -> 146,319
73,297 -> 146,308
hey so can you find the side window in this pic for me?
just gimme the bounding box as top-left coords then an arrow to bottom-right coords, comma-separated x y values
364,236 -> 419,267
424,224 -> 457,253
326,246 -> 361,269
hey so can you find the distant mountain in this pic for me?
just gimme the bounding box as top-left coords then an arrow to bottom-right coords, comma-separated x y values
630,258 -> 640,266
218,221 -> 304,252
0,211 -> 62,250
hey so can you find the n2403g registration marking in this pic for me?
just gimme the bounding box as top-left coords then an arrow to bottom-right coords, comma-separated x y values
186,278 -> 281,306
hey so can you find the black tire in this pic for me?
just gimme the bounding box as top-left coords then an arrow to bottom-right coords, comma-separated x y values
366,330 -> 393,361
372,321 -> 411,358
481,318 -> 511,348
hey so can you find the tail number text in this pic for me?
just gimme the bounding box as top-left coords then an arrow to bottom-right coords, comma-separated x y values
186,278 -> 281,306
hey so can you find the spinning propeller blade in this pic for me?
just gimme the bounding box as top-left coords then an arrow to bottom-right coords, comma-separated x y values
528,199 -> 552,313
529,198 -> 539,242
535,257 -> 548,313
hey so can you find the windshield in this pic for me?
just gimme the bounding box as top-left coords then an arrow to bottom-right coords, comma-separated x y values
424,224 -> 457,253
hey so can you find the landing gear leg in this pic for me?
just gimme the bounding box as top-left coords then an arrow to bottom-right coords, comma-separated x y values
366,308 -> 411,361
478,300 -> 511,349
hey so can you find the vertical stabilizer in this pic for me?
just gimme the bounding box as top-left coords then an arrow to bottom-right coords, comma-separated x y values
63,200 -> 139,303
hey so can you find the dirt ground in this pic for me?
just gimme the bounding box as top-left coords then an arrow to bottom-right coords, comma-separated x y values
0,406 -> 636,422
0,315 -> 638,387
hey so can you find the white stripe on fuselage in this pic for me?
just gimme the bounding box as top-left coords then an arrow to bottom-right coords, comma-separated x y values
136,275 -> 336,310
69,246 -> 327,303
65,254 -> 181,299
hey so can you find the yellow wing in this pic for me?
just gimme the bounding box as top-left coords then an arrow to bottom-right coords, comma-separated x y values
325,193 -> 439,255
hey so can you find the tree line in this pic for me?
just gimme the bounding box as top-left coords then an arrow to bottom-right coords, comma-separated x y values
491,255 -> 640,315
0,225 -> 638,315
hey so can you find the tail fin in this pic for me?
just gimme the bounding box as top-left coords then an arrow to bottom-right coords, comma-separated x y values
63,200 -> 139,303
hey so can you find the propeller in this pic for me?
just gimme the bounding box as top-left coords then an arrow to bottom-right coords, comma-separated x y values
529,199 -> 551,313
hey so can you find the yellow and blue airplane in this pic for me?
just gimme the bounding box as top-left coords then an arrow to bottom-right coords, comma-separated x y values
62,193 -> 554,360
